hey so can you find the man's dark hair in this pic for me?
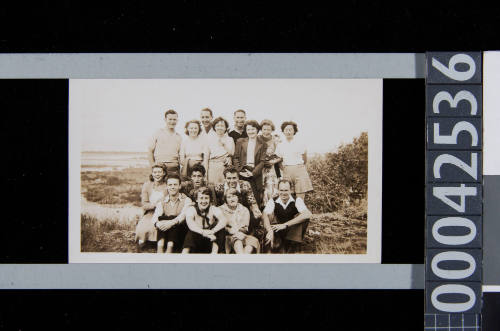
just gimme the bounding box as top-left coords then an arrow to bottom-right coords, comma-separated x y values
201,107 -> 213,117
189,163 -> 206,177
166,173 -> 181,183
164,109 -> 178,118
223,166 -> 239,178
278,178 -> 293,190
234,109 -> 246,116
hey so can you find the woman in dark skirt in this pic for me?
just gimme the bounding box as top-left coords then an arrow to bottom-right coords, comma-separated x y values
182,187 -> 227,254
232,120 -> 266,206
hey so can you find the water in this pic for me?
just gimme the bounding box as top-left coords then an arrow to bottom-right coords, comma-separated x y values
82,151 -> 149,171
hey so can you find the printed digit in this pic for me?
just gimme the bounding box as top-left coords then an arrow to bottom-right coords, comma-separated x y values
431,251 -> 476,280
432,90 -> 478,115
432,54 -> 476,81
433,122 -> 478,146
431,284 -> 476,313
432,184 -> 477,212
433,153 -> 477,180
432,217 -> 477,246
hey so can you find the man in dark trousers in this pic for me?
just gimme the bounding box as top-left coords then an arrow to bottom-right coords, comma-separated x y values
262,178 -> 312,253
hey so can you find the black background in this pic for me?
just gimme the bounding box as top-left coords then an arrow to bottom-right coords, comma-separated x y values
1,2 -> 499,330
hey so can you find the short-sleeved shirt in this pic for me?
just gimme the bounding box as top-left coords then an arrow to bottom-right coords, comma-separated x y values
263,196 -> 307,215
151,193 -> 192,225
148,129 -> 182,164
275,136 -> 307,166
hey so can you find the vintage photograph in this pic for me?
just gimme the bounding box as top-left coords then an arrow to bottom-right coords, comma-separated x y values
69,79 -> 382,262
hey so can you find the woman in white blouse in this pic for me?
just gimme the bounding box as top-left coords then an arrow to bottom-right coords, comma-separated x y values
179,120 -> 208,180
275,121 -> 313,200
205,117 -> 235,185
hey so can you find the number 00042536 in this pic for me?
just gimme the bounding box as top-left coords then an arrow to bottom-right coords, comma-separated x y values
425,52 -> 482,315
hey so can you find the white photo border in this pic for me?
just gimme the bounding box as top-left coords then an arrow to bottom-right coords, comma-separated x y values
69,78 -> 382,263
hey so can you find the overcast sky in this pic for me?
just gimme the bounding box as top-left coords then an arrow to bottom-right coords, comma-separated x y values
71,79 -> 382,154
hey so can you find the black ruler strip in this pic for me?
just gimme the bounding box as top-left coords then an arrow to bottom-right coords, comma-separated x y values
425,52 -> 483,328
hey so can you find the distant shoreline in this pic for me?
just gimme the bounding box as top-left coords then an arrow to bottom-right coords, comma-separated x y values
82,151 -> 147,155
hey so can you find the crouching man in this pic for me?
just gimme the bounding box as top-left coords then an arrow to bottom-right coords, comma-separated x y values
262,178 -> 312,253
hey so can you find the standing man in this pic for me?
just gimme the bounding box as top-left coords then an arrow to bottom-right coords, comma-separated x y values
147,109 -> 182,175
199,107 -> 214,138
228,109 -> 248,144
262,179 -> 312,253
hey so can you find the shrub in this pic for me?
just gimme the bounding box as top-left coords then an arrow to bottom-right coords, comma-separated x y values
342,198 -> 368,220
306,132 -> 368,213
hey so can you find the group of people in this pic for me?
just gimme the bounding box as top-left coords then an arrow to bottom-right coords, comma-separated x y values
135,108 -> 314,254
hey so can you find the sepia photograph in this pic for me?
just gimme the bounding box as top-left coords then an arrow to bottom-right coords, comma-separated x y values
69,79 -> 382,262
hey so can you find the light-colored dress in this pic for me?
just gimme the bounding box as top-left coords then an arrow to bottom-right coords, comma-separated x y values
135,181 -> 167,242
180,136 -> 206,179
206,133 -> 235,185
220,203 -> 260,253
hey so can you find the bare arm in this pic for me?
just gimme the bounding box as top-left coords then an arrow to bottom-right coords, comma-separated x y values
179,140 -> 186,165
262,212 -> 272,232
283,205 -> 312,227
150,202 -> 164,226
173,197 -> 193,224
185,207 -> 204,235
210,206 -> 227,233
225,137 -> 235,156
237,207 -> 250,234
302,152 -> 308,165
147,134 -> 156,167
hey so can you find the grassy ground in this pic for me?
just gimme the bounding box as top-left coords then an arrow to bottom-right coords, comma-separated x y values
81,167 -> 367,254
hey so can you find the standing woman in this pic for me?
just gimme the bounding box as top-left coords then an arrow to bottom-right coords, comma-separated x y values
233,120 -> 266,206
179,120 -> 208,181
220,188 -> 260,254
135,164 -> 168,252
275,121 -> 314,200
205,117 -> 234,186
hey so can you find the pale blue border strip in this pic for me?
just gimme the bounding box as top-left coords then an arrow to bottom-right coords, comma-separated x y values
0,264 -> 423,289
0,53 -> 425,78
0,53 -> 425,289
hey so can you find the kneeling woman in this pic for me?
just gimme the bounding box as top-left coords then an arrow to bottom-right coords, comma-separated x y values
220,188 -> 260,254
182,187 -> 227,254
151,174 -> 192,253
